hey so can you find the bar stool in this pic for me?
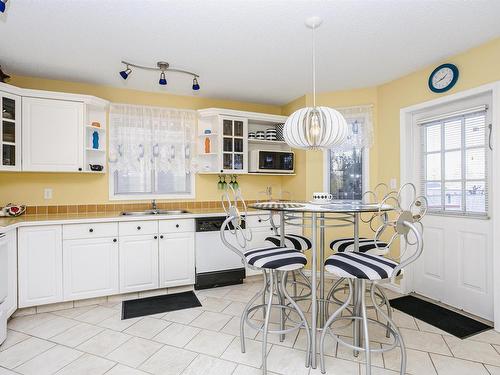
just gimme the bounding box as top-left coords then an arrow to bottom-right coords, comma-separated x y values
320,192 -> 426,375
220,187 -> 311,374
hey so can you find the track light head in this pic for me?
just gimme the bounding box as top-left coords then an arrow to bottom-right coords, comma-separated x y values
192,77 -> 200,91
119,66 -> 132,80
159,71 -> 167,86
0,0 -> 8,13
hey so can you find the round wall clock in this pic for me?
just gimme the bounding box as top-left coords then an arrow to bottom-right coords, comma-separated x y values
428,63 -> 459,93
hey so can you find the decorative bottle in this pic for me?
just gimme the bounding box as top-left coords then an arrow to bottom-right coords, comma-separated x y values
204,137 -> 211,154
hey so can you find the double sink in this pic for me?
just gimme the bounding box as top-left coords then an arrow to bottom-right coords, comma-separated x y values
121,209 -> 190,216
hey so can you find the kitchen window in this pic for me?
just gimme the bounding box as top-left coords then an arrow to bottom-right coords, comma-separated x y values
325,106 -> 372,201
108,104 -> 197,200
420,106 -> 490,216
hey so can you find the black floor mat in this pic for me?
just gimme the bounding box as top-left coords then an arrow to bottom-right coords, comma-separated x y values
390,295 -> 491,339
122,291 -> 202,320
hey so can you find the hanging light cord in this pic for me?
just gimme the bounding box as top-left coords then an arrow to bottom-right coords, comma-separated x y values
312,23 -> 316,108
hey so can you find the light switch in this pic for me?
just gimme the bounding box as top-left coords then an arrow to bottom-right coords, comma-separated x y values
390,178 -> 397,189
44,188 -> 53,200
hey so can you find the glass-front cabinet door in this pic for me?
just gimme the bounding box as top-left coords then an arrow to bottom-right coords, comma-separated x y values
0,91 -> 21,171
220,116 -> 247,173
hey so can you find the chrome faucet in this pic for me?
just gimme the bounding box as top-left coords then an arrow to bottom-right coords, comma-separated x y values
152,200 -> 157,210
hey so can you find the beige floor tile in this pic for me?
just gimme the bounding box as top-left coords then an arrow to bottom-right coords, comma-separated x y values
224,289 -> 260,303
231,364 -> 280,375
221,301 -> 247,317
0,366 -> 18,375
124,317 -> 170,339
26,316 -> 79,339
336,336 -> 384,368
444,335 -> 500,366
139,345 -> 197,375
162,307 -> 203,325
220,337 -> 271,368
107,336 -> 163,368
190,311 -> 232,331
266,345 -> 309,375
400,328 -> 451,355
153,323 -> 200,347
0,331 -> 30,352
76,329 -> 130,356
51,305 -> 95,319
185,329 -> 234,357
469,329 -> 500,346
106,364 -> 151,375
383,345 -> 436,374
359,366 -> 399,374
181,354 -> 237,375
50,322 -> 104,347
200,297 -> 232,312
98,314 -> 142,332
0,337 -> 55,369
54,353 -> 115,375
7,313 -> 57,334
74,306 -> 116,324
430,353 -> 489,375
309,356 -> 360,375
485,364 -> 500,374
196,286 -> 232,299
294,328 -> 336,357
389,310 -> 418,330
220,316 -> 260,339
255,322 -> 299,348
14,345 -> 82,375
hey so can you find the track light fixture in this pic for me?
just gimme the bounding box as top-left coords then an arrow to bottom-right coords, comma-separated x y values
119,60 -> 200,90
0,0 -> 8,13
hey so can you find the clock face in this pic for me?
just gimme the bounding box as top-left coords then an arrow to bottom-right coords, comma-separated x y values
429,64 -> 459,93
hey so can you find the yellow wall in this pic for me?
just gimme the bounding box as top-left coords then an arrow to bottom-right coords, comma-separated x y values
0,75 -> 285,205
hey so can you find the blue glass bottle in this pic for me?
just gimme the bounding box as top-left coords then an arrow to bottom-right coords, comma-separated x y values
92,131 -> 99,149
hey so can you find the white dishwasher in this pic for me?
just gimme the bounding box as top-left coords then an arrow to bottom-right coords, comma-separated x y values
0,233 -> 8,344
195,216 -> 246,289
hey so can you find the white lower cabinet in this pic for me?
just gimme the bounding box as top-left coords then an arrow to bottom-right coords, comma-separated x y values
18,225 -> 63,308
5,229 -> 17,317
119,234 -> 159,293
63,237 -> 119,300
159,232 -> 195,288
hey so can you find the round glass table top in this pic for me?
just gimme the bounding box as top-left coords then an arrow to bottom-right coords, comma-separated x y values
249,201 -> 393,213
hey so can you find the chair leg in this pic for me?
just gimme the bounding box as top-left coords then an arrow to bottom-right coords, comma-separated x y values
281,271 -> 311,368
262,271 -> 268,319
360,280 -> 371,375
370,282 -> 406,375
261,270 -> 274,374
375,284 -> 393,338
292,270 -> 298,297
320,280 -> 353,374
241,270 -> 267,353
276,272 -> 286,342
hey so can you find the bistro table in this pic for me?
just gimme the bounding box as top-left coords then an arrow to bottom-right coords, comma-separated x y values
249,201 -> 393,369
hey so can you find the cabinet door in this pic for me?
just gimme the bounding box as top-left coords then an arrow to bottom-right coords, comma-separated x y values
5,230 -> 17,317
119,235 -> 159,293
159,232 -> 195,288
220,116 -> 248,173
18,226 -> 63,307
22,97 -> 84,172
63,237 -> 119,301
0,91 -> 21,171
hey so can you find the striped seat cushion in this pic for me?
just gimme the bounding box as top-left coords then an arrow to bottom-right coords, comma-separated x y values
244,246 -> 307,271
330,237 -> 388,254
324,252 -> 401,280
265,234 -> 312,251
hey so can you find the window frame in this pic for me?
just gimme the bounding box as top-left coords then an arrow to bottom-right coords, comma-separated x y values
323,107 -> 371,201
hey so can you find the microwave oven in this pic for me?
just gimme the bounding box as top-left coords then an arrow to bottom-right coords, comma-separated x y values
249,150 -> 294,173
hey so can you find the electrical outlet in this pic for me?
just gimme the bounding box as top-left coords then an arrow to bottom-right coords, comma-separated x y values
390,178 -> 397,190
44,188 -> 53,200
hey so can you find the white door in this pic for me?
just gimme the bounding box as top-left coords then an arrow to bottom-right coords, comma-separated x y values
18,225 -> 63,307
410,100 -> 493,320
159,232 -> 195,288
119,235 -> 159,293
63,237 -> 119,300
22,97 -> 84,172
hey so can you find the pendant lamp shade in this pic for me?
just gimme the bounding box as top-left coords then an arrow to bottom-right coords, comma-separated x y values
283,106 -> 348,150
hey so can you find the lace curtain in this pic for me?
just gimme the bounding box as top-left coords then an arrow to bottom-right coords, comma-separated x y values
108,104 -> 197,196
332,105 -> 374,152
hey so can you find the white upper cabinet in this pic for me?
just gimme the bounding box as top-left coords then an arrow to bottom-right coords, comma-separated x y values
0,91 -> 21,171
22,97 -> 84,172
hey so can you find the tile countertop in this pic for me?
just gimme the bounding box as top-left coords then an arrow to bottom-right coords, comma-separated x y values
0,208 -> 268,231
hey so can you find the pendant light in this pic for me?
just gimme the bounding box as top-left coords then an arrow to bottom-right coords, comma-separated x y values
283,17 -> 348,150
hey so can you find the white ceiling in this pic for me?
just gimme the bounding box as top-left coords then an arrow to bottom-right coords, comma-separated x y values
2,0 -> 500,105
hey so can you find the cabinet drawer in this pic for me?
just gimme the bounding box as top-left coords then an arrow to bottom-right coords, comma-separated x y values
63,222 -> 118,240
119,220 -> 158,236
245,213 -> 280,228
159,219 -> 195,234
